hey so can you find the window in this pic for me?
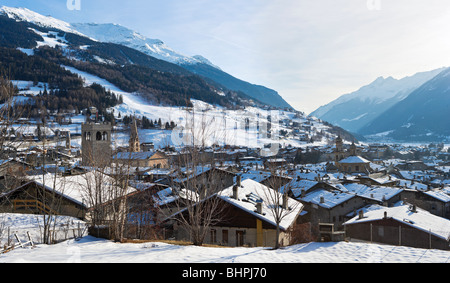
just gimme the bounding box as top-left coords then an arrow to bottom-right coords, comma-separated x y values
222,230 -> 228,245
378,226 -> 384,237
236,230 -> 245,247
85,132 -> 91,141
210,229 -> 217,244
102,132 -> 108,141
96,131 -> 102,141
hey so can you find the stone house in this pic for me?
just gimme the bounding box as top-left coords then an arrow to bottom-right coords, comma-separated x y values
296,187 -> 368,232
112,151 -> 169,168
170,178 -> 304,247
171,167 -> 236,193
400,188 -> 450,219
337,156 -> 372,175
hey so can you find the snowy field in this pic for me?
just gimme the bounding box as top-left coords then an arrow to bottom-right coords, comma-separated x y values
0,214 -> 449,264
0,212 -> 448,263
1,235 -> 449,263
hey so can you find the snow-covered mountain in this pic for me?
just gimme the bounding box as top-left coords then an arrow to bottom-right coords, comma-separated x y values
0,5 -> 324,148
69,22 -> 292,109
0,5 -> 292,109
1,6 -> 210,66
0,6 -> 83,36
310,68 -> 446,133
358,67 -> 450,142
70,23 -> 221,69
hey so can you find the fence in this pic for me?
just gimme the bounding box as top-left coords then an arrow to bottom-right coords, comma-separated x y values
48,222 -> 87,244
1,231 -> 35,254
1,222 -> 88,252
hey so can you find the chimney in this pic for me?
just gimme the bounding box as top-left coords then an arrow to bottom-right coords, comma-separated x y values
256,200 -> 263,214
383,211 -> 388,219
232,185 -> 239,200
236,175 -> 242,187
200,184 -> 207,199
358,210 -> 364,219
301,189 -> 306,198
282,194 -> 289,210
319,195 -> 325,204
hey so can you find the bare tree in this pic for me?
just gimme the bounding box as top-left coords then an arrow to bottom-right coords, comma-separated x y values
0,75 -> 65,244
258,163 -> 302,249
33,134 -> 70,244
79,130 -> 136,242
126,184 -> 163,240
162,105 -> 231,246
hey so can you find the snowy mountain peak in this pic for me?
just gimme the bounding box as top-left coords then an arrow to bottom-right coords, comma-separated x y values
71,23 -> 164,46
70,22 -> 219,69
0,6 -> 219,70
0,6 -> 84,36
310,67 -> 447,133
191,55 -> 221,70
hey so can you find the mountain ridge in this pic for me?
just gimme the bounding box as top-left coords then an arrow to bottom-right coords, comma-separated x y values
310,67 -> 447,139
70,22 -> 293,109
358,67 -> 450,142
0,6 -> 293,110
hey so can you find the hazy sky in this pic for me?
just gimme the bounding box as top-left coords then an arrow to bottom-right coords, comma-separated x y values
3,0 -> 450,114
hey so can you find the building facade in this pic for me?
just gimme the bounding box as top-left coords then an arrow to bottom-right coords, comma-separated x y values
81,122 -> 112,166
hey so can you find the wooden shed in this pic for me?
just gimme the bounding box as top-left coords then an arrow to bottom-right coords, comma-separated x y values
344,205 -> 450,250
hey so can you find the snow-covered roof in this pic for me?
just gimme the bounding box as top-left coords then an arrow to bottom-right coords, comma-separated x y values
0,158 -> 13,166
236,169 -> 270,183
299,188 -> 355,209
27,171 -> 136,207
398,179 -> 428,191
342,183 -> 402,202
152,187 -> 179,206
422,190 -> 450,203
283,179 -> 319,197
360,174 -> 398,185
218,179 -> 303,231
112,151 -> 158,160
344,205 -> 450,241
339,156 -> 371,164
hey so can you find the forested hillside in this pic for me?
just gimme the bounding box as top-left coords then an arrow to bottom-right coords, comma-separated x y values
0,13 -> 262,114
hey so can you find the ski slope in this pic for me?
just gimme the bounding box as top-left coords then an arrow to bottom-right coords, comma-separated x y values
61,65 -> 330,151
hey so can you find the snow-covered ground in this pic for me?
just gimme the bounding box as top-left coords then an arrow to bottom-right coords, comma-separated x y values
59,64 -> 331,151
1,234 -> 449,263
1,213 -> 449,263
0,213 -> 87,246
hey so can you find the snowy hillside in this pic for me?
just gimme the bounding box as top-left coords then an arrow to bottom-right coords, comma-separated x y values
0,5 -> 293,110
70,23 -> 220,68
0,6 -> 84,36
0,6 -> 219,69
69,22 -> 293,109
61,65 -> 333,150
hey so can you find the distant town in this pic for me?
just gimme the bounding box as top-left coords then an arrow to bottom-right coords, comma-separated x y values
1,106 -> 449,252
0,4 -> 449,260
